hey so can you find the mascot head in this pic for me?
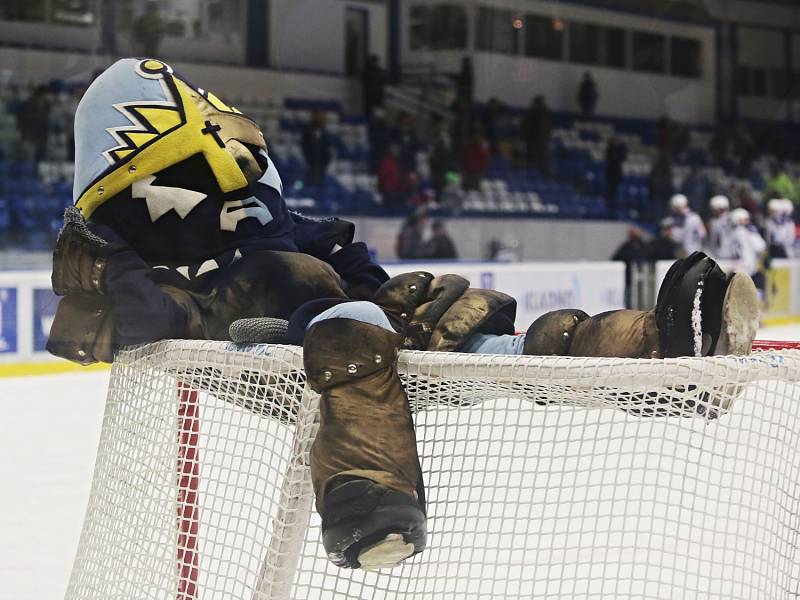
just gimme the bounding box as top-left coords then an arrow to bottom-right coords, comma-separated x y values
73,58 -> 267,219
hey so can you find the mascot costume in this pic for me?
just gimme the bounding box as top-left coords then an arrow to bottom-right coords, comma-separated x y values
48,59 -> 760,570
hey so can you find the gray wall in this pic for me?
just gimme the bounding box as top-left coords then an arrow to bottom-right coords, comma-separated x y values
270,0 -> 388,74
0,47 -> 359,108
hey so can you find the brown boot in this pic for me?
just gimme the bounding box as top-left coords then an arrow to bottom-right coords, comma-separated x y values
303,318 -> 426,570
523,308 -> 660,358
52,206 -> 125,296
523,254 -> 759,360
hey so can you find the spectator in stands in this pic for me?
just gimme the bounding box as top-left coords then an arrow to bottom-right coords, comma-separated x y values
578,72 -> 598,118
422,220 -> 458,260
765,162 -> 797,204
457,56 -> 474,106
301,110 -> 332,188
604,136 -> 627,213
63,86 -> 82,161
396,211 -> 429,259
367,107 -> 390,173
713,120 -> 753,171
0,86 -> 19,159
522,95 -> 552,176
362,54 -> 386,117
378,143 -> 406,207
709,124 -> 732,166
453,56 -> 474,149
611,227 -> 648,308
461,123 -> 491,191
647,152 -> 673,224
732,124 -> 755,177
648,217 -> 678,261
429,125 -> 458,202
681,163 -> 711,218
48,88 -> 73,162
656,117 -> 689,159
393,112 -> 419,175
16,84 -> 50,164
482,97 -> 505,153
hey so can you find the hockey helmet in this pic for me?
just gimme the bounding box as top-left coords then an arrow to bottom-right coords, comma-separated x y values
73,58 -> 267,219
669,194 -> 688,211
767,198 -> 783,215
709,195 -> 729,211
730,208 -> 750,225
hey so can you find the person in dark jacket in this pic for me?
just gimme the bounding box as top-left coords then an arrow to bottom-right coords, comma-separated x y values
522,95 -> 552,175
429,127 -> 458,202
361,54 -> 386,117
422,220 -> 458,259
396,212 -> 428,259
393,112 -> 419,175
578,72 -> 598,118
461,124 -> 491,191
378,143 -> 407,208
605,136 -> 627,213
648,218 -> 679,261
301,111 -> 333,187
611,227 -> 648,308
648,152 -> 674,224
17,84 -> 51,163
453,56 -> 474,148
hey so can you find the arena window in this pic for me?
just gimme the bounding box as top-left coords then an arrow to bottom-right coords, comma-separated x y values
523,14 -> 564,61
0,0 -> 95,25
409,4 -> 467,51
568,22 -> 626,69
670,36 -> 702,78
752,67 -> 768,96
632,31 -> 667,74
475,6 -> 520,55
770,68 -> 788,98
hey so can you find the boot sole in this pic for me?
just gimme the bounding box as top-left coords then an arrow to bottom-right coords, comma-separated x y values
704,273 -> 760,414
357,533 -> 416,570
715,273 -> 760,356
322,494 -> 427,569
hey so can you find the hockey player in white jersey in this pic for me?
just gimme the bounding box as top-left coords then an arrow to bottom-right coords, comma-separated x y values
730,208 -> 767,294
669,194 -> 706,256
765,198 -> 796,258
706,194 -> 736,259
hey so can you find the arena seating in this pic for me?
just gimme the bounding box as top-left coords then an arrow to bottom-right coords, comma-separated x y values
0,90 -> 778,249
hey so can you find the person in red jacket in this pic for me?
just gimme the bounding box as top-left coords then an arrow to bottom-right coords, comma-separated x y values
462,125 -> 491,191
378,143 -> 406,207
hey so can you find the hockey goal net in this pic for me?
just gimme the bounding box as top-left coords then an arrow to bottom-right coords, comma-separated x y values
65,340 -> 800,600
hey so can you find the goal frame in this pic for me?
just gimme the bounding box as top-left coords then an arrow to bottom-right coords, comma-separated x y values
66,339 -> 800,600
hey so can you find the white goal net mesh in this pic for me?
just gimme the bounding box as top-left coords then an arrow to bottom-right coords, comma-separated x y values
65,340 -> 800,600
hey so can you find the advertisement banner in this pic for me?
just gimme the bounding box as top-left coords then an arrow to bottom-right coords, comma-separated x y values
0,287 -> 18,354
384,262 -> 625,328
33,289 -> 60,353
